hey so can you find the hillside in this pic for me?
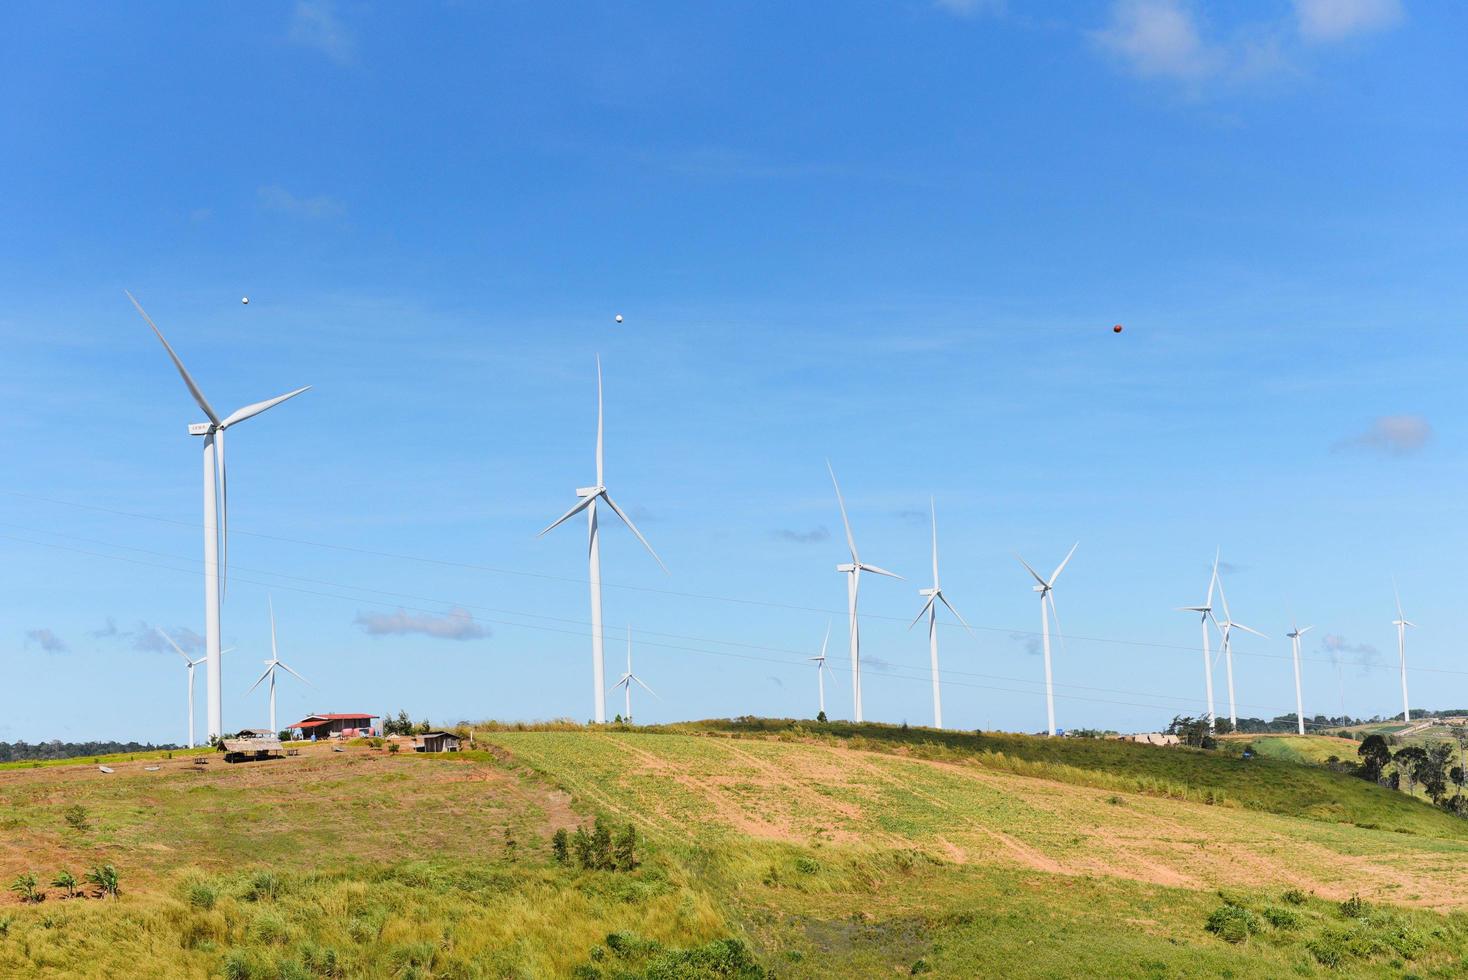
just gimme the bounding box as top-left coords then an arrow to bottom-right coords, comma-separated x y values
2,724 -> 1467,977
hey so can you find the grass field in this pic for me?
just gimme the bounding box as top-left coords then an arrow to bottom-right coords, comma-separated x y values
2,724 -> 1467,977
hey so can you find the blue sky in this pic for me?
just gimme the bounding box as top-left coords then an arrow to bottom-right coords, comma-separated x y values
1,0 -> 1464,743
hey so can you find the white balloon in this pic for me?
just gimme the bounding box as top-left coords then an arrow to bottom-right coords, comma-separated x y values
241,297 -> 250,305
614,314 -> 623,323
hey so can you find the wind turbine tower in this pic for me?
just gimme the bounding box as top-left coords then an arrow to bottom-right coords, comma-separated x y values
130,292 -> 310,739
540,357 -> 665,724
610,626 -> 657,723
246,598 -> 310,735
1212,570 -> 1266,731
1287,623 -> 1313,736
828,461 -> 902,724
1176,552 -> 1221,730
1016,543 -> 1078,737
1393,583 -> 1415,724
910,498 -> 971,730
808,621 -> 832,717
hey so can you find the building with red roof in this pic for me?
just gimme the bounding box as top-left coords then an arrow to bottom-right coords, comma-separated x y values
288,713 -> 378,739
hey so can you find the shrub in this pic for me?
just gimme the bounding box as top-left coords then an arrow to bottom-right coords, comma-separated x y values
503,826 -> 518,860
1205,904 -> 1259,944
63,804 -> 90,833
0,915 -> 12,936
591,817 -> 615,870
245,870 -> 280,902
1261,906 -> 1299,930
1307,934 -> 1346,968
1282,888 -> 1308,905
1339,894 -> 1368,918
9,873 -> 41,904
613,823 -> 638,871
794,857 -> 820,875
911,958 -> 933,974
85,864 -> 120,898
552,828 -> 570,865
51,870 -> 78,899
187,881 -> 217,910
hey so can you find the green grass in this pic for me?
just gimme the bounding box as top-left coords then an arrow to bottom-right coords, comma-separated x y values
0,746 -> 211,773
5,725 -> 1468,976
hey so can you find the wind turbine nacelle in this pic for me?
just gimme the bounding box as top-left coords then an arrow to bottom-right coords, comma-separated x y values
576,486 -> 603,498
188,422 -> 212,436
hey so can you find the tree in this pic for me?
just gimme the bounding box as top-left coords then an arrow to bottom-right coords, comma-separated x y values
816,710 -> 827,723
614,823 -> 638,871
551,829 -> 570,865
1167,715 -> 1217,749
9,873 -> 40,904
51,870 -> 78,899
1393,745 -> 1428,796
84,864 -> 120,898
1418,744 -> 1454,804
1358,735 -> 1392,782
591,816 -> 614,870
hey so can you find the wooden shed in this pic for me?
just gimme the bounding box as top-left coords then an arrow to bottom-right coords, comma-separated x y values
413,732 -> 462,753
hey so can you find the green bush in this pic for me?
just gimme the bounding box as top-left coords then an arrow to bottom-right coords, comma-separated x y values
794,857 -> 820,875
1307,934 -> 1346,968
552,828 -> 570,864
1205,903 -> 1260,944
1261,906 -> 1299,930
84,864 -> 120,898
1339,894 -> 1368,918
9,872 -> 40,904
245,870 -> 281,902
187,881 -> 217,910
63,804 -> 91,832
1281,888 -> 1308,905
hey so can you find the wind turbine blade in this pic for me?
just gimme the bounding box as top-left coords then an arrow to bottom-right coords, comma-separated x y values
538,495 -> 594,536
821,619 -> 830,660
602,494 -> 668,573
860,563 -> 903,580
595,355 -> 604,486
1233,622 -> 1267,640
127,291 -> 220,425
632,675 -> 660,699
1393,577 -> 1405,621
245,665 -> 273,695
154,626 -> 191,664
1049,542 -> 1079,585
826,460 -> 858,562
220,386 -> 311,428
1047,591 -> 1069,660
277,661 -> 312,686
929,497 -> 939,589
1215,573 -> 1232,623
268,595 -> 278,661
909,596 -> 936,630
1299,625 -> 1313,635
1014,554 -> 1048,589
938,592 -> 973,633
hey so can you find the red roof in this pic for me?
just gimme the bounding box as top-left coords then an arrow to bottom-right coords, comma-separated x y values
289,713 -> 377,728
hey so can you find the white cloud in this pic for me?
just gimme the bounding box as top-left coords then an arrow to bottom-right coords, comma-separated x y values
355,607 -> 490,641
1093,0 -> 1216,80
1333,415 -> 1432,457
1293,0 -> 1402,42
934,0 -> 1006,15
288,0 -> 356,65
257,184 -> 345,219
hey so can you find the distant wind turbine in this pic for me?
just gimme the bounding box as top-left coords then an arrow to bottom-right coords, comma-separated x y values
910,498 -> 971,730
129,291 -> 310,740
828,461 -> 902,724
156,627 -> 206,749
539,356 -> 665,725
1016,543 -> 1078,737
1212,571 -> 1267,731
808,621 -> 832,718
1286,622 -> 1313,736
1393,581 -> 1415,724
1176,551 -> 1221,730
246,598 -> 310,734
610,625 -> 657,723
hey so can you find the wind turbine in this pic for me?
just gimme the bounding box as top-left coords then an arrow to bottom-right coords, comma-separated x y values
910,498 -> 971,730
155,627 -> 206,749
1286,623 -> 1313,736
609,625 -> 657,723
1176,551 -> 1221,731
539,356 -> 665,724
1393,582 -> 1415,724
808,620 -> 832,718
246,598 -> 310,735
828,461 -> 902,724
129,292 -> 310,740
1016,543 -> 1077,737
1212,572 -> 1266,731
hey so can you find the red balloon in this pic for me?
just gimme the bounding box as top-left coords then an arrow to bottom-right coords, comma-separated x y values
1112,324 -> 1123,333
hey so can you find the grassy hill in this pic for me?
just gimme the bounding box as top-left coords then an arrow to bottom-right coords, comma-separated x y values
2,722 -> 1468,977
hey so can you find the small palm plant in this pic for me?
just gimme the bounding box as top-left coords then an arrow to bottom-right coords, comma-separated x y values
8,873 -> 40,904
84,864 -> 120,898
51,870 -> 79,899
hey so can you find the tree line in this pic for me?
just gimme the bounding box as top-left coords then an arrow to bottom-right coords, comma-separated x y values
0,740 -> 178,763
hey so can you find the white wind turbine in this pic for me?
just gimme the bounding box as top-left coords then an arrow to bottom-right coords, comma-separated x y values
539,356 -> 665,724
129,292 -> 310,740
609,625 -> 657,723
246,598 -> 310,735
910,498 -> 971,730
1176,551 -> 1221,731
1286,622 -> 1313,736
156,627 -> 206,749
1393,582 -> 1415,724
1212,572 -> 1266,731
808,621 -> 832,718
1016,544 -> 1077,737
828,461 -> 902,724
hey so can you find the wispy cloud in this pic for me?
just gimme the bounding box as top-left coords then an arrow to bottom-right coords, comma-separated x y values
288,0 -> 356,65
355,607 -> 489,641
1320,633 -> 1380,673
258,184 -> 345,219
88,617 -> 120,639
893,509 -> 928,527
771,526 -> 829,545
134,624 -> 205,656
1293,0 -> 1402,42
26,628 -> 68,654
1216,560 -> 1244,576
1333,415 -> 1432,457
1010,631 -> 1042,658
1093,0 -> 1217,80
864,656 -> 899,674
933,0 -> 1006,16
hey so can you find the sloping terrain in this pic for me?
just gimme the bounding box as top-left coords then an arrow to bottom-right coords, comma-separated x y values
1,726 -> 1466,977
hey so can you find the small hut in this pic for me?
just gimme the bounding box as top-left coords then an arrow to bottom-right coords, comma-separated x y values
413,732 -> 462,753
